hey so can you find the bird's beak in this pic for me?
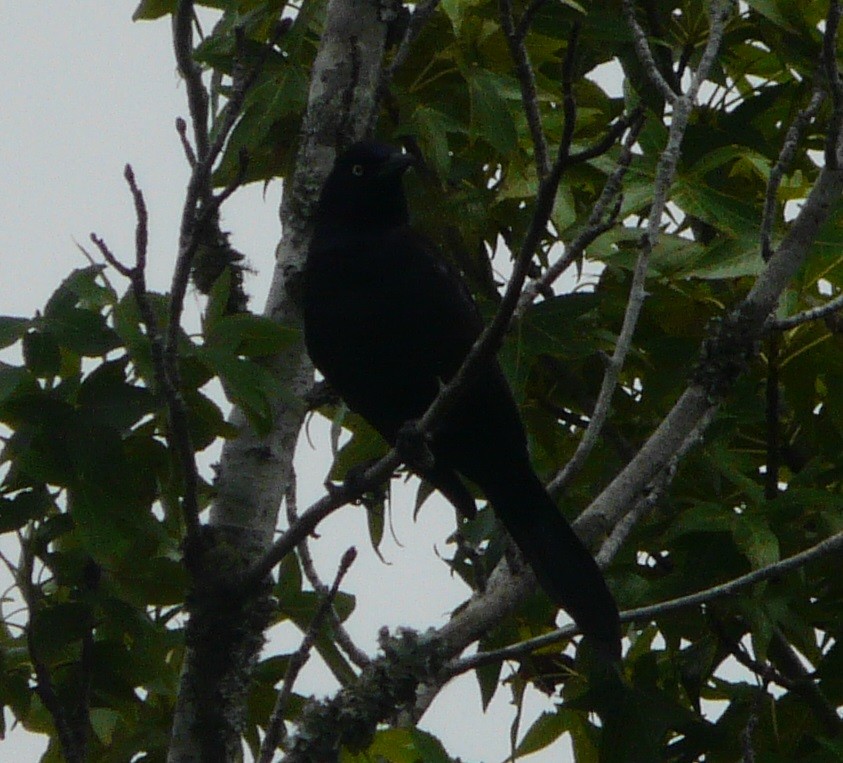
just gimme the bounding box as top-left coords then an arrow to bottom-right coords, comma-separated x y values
379,151 -> 416,177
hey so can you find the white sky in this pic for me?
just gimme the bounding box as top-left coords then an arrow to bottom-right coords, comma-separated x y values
0,3 -> 576,761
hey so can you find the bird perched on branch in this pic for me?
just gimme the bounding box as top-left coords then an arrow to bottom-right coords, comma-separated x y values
303,141 -> 621,658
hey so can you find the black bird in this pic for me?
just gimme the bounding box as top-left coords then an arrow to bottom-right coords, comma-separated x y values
303,142 -> 621,658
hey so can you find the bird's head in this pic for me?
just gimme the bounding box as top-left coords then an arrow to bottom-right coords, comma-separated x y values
314,142 -> 415,231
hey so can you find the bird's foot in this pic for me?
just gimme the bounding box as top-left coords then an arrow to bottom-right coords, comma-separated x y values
346,459 -> 378,495
395,419 -> 435,471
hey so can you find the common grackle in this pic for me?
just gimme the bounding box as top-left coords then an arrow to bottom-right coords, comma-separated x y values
303,142 -> 621,658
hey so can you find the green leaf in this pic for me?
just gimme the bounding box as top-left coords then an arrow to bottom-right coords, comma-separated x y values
77,359 -> 156,432
672,180 -> 762,240
90,708 -> 122,745
30,602 -> 92,661
467,69 -> 517,153
515,709 -> 568,757
44,266 -> 114,318
0,363 -> 35,406
45,307 -> 120,357
198,347 -> 290,434
205,313 -> 301,357
405,106 -> 455,178
22,331 -> 61,378
0,317 -> 29,349
516,293 -> 599,359
132,0 -> 176,20
440,0 -> 484,33
345,727 -> 452,763
733,516 -> 780,569
0,490 -> 52,533
745,0 -> 798,30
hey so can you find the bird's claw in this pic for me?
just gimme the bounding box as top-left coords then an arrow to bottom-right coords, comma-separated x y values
342,460 -> 375,496
395,419 -> 435,471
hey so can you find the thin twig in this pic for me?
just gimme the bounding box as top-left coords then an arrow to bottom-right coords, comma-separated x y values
740,686 -> 765,763
17,542 -> 85,763
518,112 -> 644,311
173,1 -> 209,164
769,627 -> 843,736
824,0 -> 843,169
258,548 -> 358,763
549,2 -> 731,496
285,477 -> 370,669
769,289 -> 843,329
711,617 -> 796,691
761,88 -> 825,260
567,108 -> 641,165
447,527 -> 843,676
595,405 -> 717,566
91,167 -> 202,539
244,451 -> 402,589
499,0 -> 550,178
515,0 -> 551,41
175,116 -> 197,168
161,14 -> 284,545
377,0 -> 441,109
559,24 -> 580,161
622,0 -> 679,103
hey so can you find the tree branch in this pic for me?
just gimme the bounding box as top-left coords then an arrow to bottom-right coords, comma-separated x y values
824,0 -> 843,169
499,0 -> 550,179
378,0 -> 441,107
259,548 -> 357,763
448,527 -> 843,676
769,289 -> 843,329
550,3 -> 730,497
91,166 -> 202,539
173,1 -> 209,164
17,542 -> 86,763
622,0 -> 679,103
518,111 -> 643,312
761,87 -> 825,260
284,476 -> 370,669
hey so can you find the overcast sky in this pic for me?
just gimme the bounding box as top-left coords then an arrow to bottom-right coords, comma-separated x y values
0,3 -> 584,760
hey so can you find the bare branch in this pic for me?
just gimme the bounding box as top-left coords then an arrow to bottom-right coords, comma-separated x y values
124,164 -> 149,272
175,116 -> 197,168
17,542 -> 87,763
515,0 -> 551,41
595,406 -> 717,567
567,107 -> 642,165
761,88 -> 825,260
550,2 -> 730,496
244,451 -> 402,589
259,548 -> 357,763
377,0 -> 441,111
622,0 -> 678,103
173,1 -> 209,163
711,618 -> 796,691
92,169 -> 202,539
769,289 -> 843,329
448,527 -> 843,676
521,115 -> 643,311
499,0 -> 550,178
824,0 -> 843,168
285,477 -> 370,669
558,24 -> 580,162
769,628 -> 843,736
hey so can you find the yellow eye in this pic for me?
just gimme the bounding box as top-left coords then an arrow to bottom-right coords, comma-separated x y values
351,164 -> 365,177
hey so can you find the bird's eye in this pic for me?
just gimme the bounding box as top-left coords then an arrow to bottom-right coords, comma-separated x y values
351,164 -> 365,177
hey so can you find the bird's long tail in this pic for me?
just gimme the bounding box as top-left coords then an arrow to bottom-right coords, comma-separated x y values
485,469 -> 621,659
